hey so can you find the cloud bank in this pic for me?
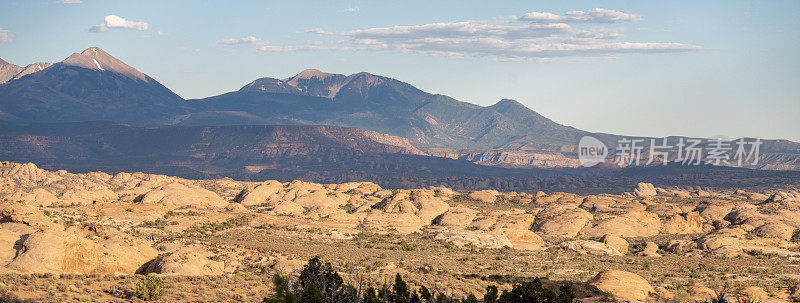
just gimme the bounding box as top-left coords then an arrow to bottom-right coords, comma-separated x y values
518,8 -> 642,23
90,15 -> 149,32
233,8 -> 703,61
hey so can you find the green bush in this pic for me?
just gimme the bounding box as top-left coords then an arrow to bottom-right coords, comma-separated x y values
135,273 -> 164,301
263,257 -> 574,303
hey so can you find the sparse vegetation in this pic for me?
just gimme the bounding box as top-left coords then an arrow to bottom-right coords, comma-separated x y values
134,274 -> 164,301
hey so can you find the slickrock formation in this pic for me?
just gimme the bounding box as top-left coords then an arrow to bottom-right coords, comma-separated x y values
599,234 -> 629,255
434,229 -> 512,249
0,161 -> 798,301
142,247 -> 225,275
588,270 -> 654,301
558,240 -> 623,256
534,206 -> 593,238
687,286 -> 717,302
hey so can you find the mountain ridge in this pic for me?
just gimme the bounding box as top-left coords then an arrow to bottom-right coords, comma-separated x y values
0,47 -> 185,124
1,47 -> 798,171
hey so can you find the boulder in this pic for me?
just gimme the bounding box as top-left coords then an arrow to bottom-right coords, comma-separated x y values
753,222 -> 794,241
664,239 -> 698,255
740,286 -> 768,301
534,207 -> 593,238
235,180 -> 283,206
633,183 -> 658,197
411,190 -> 451,223
580,196 -> 618,212
373,189 -> 452,225
687,286 -> 717,302
434,207 -> 478,228
0,202 -> 56,229
468,190 -> 497,203
600,234 -> 629,255
588,270 -> 653,301
7,228 -> 157,274
492,212 -> 536,231
225,203 -> 248,212
143,247 -> 224,275
3,188 -> 59,206
494,228 -> 545,251
559,240 -> 622,256
583,211 -> 662,238
698,204 -> 733,222
435,229 -> 512,249
363,212 -> 424,235
293,191 -> 342,210
712,245 -> 800,258
137,183 -> 228,209
662,212 -> 704,234
60,185 -> 118,205
697,228 -> 747,250
272,201 -> 305,215
636,241 -> 661,257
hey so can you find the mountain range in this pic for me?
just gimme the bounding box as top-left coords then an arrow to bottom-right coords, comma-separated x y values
0,47 -> 798,183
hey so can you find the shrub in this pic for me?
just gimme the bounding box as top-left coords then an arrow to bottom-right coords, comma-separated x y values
135,274 -> 164,301
264,257 -> 574,303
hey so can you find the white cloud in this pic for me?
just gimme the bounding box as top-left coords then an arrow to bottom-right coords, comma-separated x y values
347,21 -> 574,40
89,15 -> 148,32
0,28 -> 11,43
519,8 -> 642,23
244,9 -> 701,61
58,0 -> 82,4
258,43 -> 350,52
217,36 -> 262,45
343,7 -> 359,13
305,28 -> 333,35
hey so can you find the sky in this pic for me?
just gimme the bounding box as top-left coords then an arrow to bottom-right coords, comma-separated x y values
0,0 -> 798,141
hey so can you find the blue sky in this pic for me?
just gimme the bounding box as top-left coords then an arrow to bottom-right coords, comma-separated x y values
0,0 -> 798,141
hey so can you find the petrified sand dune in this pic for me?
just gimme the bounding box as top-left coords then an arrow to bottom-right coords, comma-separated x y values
142,247 -> 224,275
588,270 -> 654,301
599,234 -> 629,254
6,227 -> 157,274
435,229 -> 512,249
0,161 -> 798,301
533,206 -> 593,238
136,182 -> 228,209
558,240 -> 622,256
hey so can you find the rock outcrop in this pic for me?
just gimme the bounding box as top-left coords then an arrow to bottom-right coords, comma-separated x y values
588,270 -> 653,301
435,229 -> 512,249
142,247 -> 225,275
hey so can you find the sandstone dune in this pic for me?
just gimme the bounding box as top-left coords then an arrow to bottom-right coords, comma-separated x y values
0,161 -> 797,301
588,270 -> 654,301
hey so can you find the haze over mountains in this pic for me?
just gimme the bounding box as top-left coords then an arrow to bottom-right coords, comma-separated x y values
0,47 -> 799,192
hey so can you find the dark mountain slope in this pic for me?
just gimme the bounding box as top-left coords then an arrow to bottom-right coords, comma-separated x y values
0,121 -> 798,193
184,69 -> 589,151
0,47 -> 185,124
